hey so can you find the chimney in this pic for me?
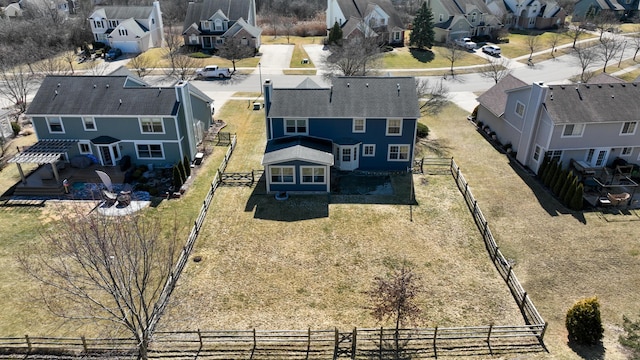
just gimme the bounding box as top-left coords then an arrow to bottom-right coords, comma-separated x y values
263,79 -> 273,115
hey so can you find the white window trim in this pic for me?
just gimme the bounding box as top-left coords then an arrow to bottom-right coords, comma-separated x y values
363,144 -> 376,157
533,145 -> 542,161
620,121 -> 637,136
621,147 -> 633,156
46,116 -> 65,133
83,116 -> 97,131
515,101 -> 525,118
386,118 -> 402,136
283,118 -> 308,135
269,166 -> 296,184
561,123 -> 584,138
300,166 -> 326,184
353,118 -> 366,133
135,143 -> 165,159
78,140 -> 92,154
139,117 -> 165,134
387,144 -> 410,161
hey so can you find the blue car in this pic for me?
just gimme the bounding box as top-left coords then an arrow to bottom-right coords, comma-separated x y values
105,48 -> 122,61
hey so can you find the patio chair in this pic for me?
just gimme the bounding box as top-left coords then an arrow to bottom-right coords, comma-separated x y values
607,192 -> 630,207
102,189 -> 117,206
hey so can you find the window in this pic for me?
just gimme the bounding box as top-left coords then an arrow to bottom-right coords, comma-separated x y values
201,20 -> 211,30
621,121 -> 637,135
140,117 -> 164,133
622,147 -> 633,156
533,145 -> 541,161
562,124 -> 584,137
471,12 -> 477,22
284,119 -> 307,135
353,118 -> 365,133
118,28 -> 128,36
189,34 -> 198,44
216,38 -> 224,44
301,167 -> 326,184
546,150 -> 562,163
93,20 -> 103,28
108,20 -> 118,28
363,144 -> 375,157
515,101 -> 525,117
342,148 -> 351,162
586,148 -> 595,163
214,19 -> 223,31
270,166 -> 294,183
136,144 -> 163,159
78,141 -> 92,154
241,37 -> 249,45
386,118 -> 402,136
394,32 -> 401,40
83,117 -> 96,131
47,117 -> 64,133
388,144 -> 410,161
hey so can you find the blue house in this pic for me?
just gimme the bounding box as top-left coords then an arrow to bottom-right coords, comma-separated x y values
261,77 -> 420,194
14,73 -> 213,184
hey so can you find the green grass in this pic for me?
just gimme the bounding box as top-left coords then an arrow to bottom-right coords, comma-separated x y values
381,46 -> 486,68
499,30 -> 597,58
131,48 -> 260,69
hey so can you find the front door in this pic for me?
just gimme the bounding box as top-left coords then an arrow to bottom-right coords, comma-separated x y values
335,144 -> 360,171
586,148 -> 609,167
98,144 -> 119,166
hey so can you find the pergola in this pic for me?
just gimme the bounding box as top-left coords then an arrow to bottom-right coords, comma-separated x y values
8,139 -> 78,184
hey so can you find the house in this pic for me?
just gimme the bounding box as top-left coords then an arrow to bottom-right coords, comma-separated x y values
18,0 -> 71,19
182,0 -> 261,51
12,73 -> 213,184
261,77 -> 420,194
476,74 -> 640,174
326,0 -> 405,46
88,1 -> 164,54
0,108 -> 14,140
573,0 -> 633,22
499,0 -> 566,29
3,2 -> 22,17
429,0 -> 503,42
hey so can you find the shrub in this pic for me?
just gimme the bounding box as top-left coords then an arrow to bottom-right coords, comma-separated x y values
538,156 -> 550,180
416,122 -> 429,138
172,165 -> 183,189
132,169 -> 143,180
183,155 -> 191,177
559,170 -> 574,202
564,177 -> 577,205
476,121 -> 484,128
10,121 -> 20,136
566,297 -> 604,345
189,52 -> 211,58
620,314 -> 640,359
553,169 -> 567,196
570,183 -> 584,211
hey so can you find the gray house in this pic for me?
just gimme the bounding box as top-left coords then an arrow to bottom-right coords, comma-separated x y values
429,0 -> 503,42
477,74 -> 640,174
326,0 -> 406,45
15,74 -> 213,184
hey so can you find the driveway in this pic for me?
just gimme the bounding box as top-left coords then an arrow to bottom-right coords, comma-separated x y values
255,44 -> 294,75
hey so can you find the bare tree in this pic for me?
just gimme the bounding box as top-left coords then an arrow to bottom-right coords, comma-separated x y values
128,54 -> 156,78
61,51 -> 77,74
325,35 -> 382,76
574,45 -> 598,82
217,37 -> 256,72
163,24 -> 182,75
591,11 -> 618,40
264,10 -> 281,38
480,57 -> 513,84
631,27 -> 640,61
19,209 -> 181,360
172,53 -> 199,80
34,56 -> 69,75
282,16 -> 297,43
0,63 -> 36,113
548,32 -> 563,58
565,25 -> 587,48
442,42 -> 465,77
416,78 -> 449,115
367,266 -> 421,360
85,60 -> 110,76
598,37 -> 623,72
526,34 -> 540,61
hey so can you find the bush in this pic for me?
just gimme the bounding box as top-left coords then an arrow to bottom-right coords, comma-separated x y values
570,183 -> 584,211
476,121 -> 484,128
566,297 -> 604,345
10,121 -> 20,136
189,52 -> 211,58
620,314 -> 640,358
416,122 -> 429,138
183,155 -> 191,178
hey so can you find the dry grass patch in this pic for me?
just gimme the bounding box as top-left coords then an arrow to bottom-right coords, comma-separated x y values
424,104 -> 640,359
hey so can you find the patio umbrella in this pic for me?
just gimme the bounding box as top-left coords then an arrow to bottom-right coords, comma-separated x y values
95,170 -> 114,192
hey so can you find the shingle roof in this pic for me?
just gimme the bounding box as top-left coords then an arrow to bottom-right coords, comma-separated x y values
262,136 -> 334,165
336,0 -> 405,30
545,82 -> 640,124
99,6 -> 153,20
223,17 -> 261,38
183,0 -> 253,32
477,74 -> 527,117
267,77 -> 420,119
587,72 -> 625,84
26,76 -> 180,116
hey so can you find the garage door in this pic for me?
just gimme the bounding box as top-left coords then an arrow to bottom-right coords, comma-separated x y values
110,41 -> 139,54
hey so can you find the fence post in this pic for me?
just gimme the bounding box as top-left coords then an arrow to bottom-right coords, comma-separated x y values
493,246 -> 499,261
486,324 -> 493,345
253,328 -> 257,350
81,335 -> 88,353
506,265 -> 513,283
433,326 -> 438,359
197,329 -> 203,353
351,328 -> 357,360
539,322 -> 548,340
379,327 -> 383,360
306,327 -> 311,360
25,335 -> 31,353
483,221 -> 489,238
334,328 -> 339,360
520,292 -> 528,311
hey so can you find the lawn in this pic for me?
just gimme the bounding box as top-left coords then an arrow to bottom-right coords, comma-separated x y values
499,31 -> 597,58
381,46 -> 486,69
157,101 -> 524,332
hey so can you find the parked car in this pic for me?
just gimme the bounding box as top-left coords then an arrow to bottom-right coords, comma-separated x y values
482,44 -> 501,56
105,48 -> 122,61
195,65 -> 232,79
454,37 -> 477,50
579,22 -> 597,31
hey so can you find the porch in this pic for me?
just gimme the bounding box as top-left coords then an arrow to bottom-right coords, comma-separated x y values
581,166 -> 640,209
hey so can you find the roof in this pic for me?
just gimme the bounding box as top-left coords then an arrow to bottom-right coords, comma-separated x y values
335,0 -> 405,30
262,136 -> 334,166
223,17 -> 261,38
183,0 -> 254,32
477,74 -> 527,117
26,76 -> 180,116
8,139 -> 78,164
110,18 -> 148,38
545,82 -> 640,124
268,77 -> 420,119
587,72 -> 625,84
91,5 -> 153,20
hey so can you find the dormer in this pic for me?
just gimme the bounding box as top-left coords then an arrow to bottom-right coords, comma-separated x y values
204,9 -> 229,32
364,4 -> 389,27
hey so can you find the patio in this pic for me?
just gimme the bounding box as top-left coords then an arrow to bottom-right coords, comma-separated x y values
581,166 -> 640,209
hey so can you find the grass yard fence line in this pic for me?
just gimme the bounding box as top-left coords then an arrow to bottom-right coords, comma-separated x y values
450,158 -> 548,335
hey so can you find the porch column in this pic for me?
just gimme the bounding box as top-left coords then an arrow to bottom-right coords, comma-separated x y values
16,163 -> 26,184
51,162 -> 60,183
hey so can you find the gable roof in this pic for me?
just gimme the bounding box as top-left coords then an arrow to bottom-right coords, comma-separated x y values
335,0 -> 404,30
545,82 -> 640,124
262,136 -> 334,165
26,76 -> 180,117
110,18 -> 148,38
90,5 -> 153,20
183,0 -> 254,32
223,17 -> 261,38
588,72 -> 625,84
477,74 -> 527,117
267,77 -> 420,119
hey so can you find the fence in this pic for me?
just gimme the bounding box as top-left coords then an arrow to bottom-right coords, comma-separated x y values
219,171 -> 256,186
450,158 -> 547,329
